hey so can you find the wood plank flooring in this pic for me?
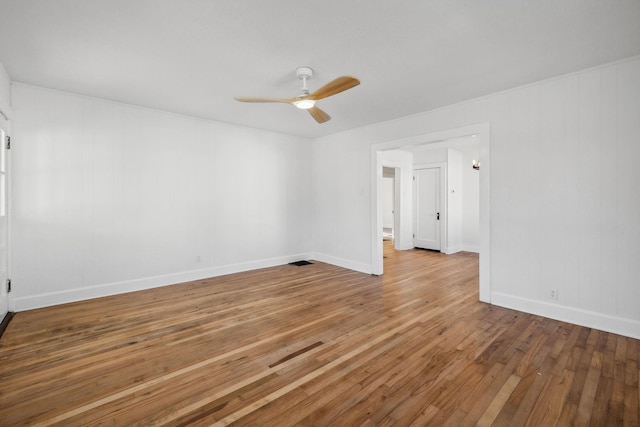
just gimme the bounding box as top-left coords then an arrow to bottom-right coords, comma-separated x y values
1,241 -> 638,426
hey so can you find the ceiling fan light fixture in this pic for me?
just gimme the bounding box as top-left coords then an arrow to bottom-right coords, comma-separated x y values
294,99 -> 316,109
234,67 -> 359,123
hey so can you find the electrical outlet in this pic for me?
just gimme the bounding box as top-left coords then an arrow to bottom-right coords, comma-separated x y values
195,255 -> 201,264
550,289 -> 558,300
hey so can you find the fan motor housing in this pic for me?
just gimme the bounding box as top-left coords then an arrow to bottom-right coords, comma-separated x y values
296,66 -> 313,80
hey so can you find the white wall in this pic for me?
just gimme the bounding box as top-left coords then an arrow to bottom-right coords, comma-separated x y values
413,147 -> 448,164
11,84 -> 312,310
312,56 -> 640,339
462,147 -> 480,252
446,148 -> 463,253
310,136 -> 371,273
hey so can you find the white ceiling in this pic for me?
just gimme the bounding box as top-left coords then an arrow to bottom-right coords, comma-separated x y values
1,0 -> 638,139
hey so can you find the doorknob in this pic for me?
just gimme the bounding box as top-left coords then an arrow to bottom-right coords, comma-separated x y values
437,212 -> 440,220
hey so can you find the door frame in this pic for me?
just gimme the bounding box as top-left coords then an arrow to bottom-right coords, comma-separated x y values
0,112 -> 10,318
371,122 -> 491,303
377,152 -> 414,252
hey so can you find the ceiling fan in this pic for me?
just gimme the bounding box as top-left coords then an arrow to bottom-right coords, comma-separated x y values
234,67 -> 360,124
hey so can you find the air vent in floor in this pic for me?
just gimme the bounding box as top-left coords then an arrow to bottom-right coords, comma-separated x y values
289,260 -> 313,266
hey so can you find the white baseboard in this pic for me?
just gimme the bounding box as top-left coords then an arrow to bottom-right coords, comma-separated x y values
491,292 -> 640,340
311,252 -> 372,275
443,245 -> 463,255
396,241 -> 415,251
444,245 -> 480,254
12,253 -> 313,312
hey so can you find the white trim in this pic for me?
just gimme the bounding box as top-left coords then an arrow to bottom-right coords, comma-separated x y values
0,63 -> 11,120
463,245 -> 480,253
491,292 -> 640,340
0,116 -> 7,138
3,119 -> 11,315
0,62 -> 9,82
312,252 -> 372,275
0,121 -> 7,318
443,245 -> 463,255
12,253 -> 313,311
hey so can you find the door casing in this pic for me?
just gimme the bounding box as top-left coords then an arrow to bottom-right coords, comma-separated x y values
0,117 -> 9,319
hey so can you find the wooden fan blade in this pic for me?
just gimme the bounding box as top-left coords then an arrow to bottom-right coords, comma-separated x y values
234,96 -> 295,104
308,76 -> 360,101
308,106 -> 331,123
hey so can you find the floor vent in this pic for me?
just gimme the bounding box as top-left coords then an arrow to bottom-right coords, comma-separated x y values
289,260 -> 313,266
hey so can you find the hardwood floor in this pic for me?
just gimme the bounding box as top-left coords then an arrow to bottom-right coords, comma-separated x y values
1,242 -> 638,426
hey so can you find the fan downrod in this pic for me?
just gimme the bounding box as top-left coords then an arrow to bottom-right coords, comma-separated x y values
296,66 -> 313,95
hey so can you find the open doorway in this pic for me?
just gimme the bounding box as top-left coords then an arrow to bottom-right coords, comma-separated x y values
411,137 -> 480,254
381,167 -> 396,241
370,123 -> 491,303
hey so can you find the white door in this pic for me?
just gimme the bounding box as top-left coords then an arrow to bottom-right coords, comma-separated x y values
0,122 -> 8,320
414,167 -> 440,250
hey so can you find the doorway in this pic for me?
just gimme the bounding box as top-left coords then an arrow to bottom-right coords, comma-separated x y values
370,123 -> 491,303
381,167 -> 395,240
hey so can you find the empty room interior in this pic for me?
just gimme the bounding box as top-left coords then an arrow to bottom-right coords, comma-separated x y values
0,1 -> 639,425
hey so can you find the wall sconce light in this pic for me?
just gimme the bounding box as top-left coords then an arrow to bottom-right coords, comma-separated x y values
472,160 -> 480,170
